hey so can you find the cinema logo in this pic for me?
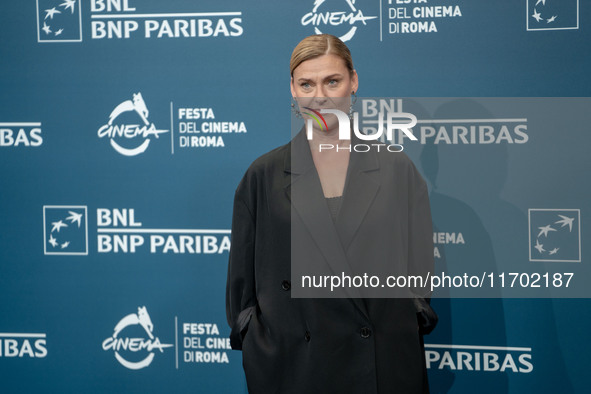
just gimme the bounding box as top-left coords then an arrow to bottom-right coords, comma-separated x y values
181,322 -> 230,365
175,106 -> 248,149
90,0 -> 243,39
302,106 -> 416,153
102,306 -> 172,370
425,344 -> 533,373
433,231 -> 465,259
97,93 -> 168,156
0,332 -> 47,358
387,0 -> 462,36
0,122 -> 43,147
301,0 -> 377,42
98,95 -> 248,155
97,208 -> 231,255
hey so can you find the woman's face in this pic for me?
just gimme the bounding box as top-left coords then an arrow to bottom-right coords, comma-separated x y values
291,54 -> 358,134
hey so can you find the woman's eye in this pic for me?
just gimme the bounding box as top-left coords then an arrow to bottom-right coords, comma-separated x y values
328,79 -> 339,86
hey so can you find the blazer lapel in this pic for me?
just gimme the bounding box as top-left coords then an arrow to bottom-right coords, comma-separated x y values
284,130 -> 369,318
336,135 -> 381,252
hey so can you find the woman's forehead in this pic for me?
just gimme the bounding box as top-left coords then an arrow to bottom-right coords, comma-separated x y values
293,54 -> 349,78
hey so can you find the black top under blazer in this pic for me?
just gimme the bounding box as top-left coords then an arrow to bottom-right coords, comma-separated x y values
226,129 -> 434,394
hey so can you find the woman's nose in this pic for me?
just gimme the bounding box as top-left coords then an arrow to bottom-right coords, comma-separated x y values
312,89 -> 328,105
315,85 -> 328,99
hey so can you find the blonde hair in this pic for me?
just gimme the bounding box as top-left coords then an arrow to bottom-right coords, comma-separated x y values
290,34 -> 354,77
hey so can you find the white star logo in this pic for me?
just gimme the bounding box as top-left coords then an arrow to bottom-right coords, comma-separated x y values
555,215 -> 574,232
44,7 -> 61,20
48,235 -> 58,248
42,22 -> 52,35
51,220 -> 68,233
66,211 -> 83,227
60,0 -> 77,14
537,224 -> 557,238
534,239 -> 545,254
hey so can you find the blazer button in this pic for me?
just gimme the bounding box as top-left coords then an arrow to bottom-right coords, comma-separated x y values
360,327 -> 371,338
281,280 -> 291,291
304,331 -> 311,342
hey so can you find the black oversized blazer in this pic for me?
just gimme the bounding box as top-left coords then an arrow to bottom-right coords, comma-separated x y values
226,129 -> 434,394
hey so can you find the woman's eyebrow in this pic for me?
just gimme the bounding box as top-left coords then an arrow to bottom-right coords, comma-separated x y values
296,74 -> 343,82
322,73 -> 343,80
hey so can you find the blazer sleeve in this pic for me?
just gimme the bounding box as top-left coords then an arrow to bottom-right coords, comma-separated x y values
407,166 -> 438,334
408,176 -> 434,297
226,176 -> 257,350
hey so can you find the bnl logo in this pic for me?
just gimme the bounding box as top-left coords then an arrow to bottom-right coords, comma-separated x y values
43,206 -> 88,255
528,209 -> 581,262
36,0 -> 82,42
526,0 -> 579,31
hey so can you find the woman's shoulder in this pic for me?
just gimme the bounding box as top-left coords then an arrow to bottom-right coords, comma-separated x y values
373,147 -> 427,191
235,140 -> 290,195
246,141 -> 290,174
374,146 -> 415,170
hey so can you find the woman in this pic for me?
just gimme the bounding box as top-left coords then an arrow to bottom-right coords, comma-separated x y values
226,34 -> 436,393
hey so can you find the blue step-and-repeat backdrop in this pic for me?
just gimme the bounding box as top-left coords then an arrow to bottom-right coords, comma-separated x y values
1,1 -> 589,393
